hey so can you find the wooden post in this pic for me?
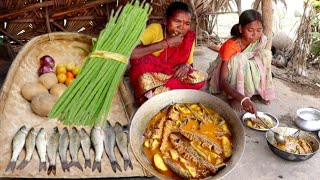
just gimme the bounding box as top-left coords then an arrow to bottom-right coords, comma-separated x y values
262,0 -> 273,50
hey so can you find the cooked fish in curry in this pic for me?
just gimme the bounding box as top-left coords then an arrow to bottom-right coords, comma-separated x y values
275,136 -> 314,154
245,116 -> 274,129
143,103 -> 233,179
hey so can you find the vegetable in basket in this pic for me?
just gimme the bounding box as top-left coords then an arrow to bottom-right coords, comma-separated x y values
49,0 -> 152,126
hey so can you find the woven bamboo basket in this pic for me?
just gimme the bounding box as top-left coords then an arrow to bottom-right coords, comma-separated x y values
0,32 -> 146,178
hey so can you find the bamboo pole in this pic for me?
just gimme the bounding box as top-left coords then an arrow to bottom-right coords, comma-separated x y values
262,0 -> 273,50
0,1 -> 54,19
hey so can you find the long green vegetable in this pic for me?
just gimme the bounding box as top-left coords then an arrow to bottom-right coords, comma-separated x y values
49,1 -> 152,126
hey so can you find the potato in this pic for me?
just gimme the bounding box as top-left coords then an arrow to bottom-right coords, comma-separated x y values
221,136 -> 232,158
31,93 -> 56,117
21,82 -> 48,101
151,139 -> 160,150
38,72 -> 58,90
50,83 -> 67,99
153,153 -> 168,171
169,149 -> 179,161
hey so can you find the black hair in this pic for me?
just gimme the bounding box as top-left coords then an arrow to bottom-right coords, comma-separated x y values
231,9 -> 263,37
165,2 -> 192,20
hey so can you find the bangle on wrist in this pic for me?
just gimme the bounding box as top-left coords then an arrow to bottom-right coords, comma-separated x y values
240,97 -> 250,106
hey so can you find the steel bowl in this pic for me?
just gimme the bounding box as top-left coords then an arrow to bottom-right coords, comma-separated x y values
294,108 -> 320,131
242,111 -> 279,131
266,127 -> 319,161
130,90 -> 245,179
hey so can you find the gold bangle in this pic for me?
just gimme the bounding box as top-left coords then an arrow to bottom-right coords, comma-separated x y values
240,97 -> 250,107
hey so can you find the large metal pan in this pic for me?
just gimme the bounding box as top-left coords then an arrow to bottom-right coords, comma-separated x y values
130,90 -> 245,179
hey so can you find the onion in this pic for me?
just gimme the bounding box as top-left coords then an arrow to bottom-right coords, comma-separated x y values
40,55 -> 55,68
38,65 -> 53,75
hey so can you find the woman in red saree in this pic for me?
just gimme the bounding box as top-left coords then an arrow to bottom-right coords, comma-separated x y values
129,2 -> 206,104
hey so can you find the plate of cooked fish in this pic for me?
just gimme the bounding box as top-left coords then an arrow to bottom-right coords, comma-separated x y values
242,111 -> 279,131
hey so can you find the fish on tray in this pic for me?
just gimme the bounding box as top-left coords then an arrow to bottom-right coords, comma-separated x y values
36,128 -> 48,172
59,127 -> 70,172
91,126 -> 104,173
47,127 -> 60,175
69,127 -> 83,171
103,120 -> 121,173
114,122 -> 133,171
17,127 -> 37,170
6,125 -> 28,172
79,128 -> 91,169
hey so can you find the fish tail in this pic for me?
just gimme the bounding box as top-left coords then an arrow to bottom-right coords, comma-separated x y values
61,161 -> 70,172
47,165 -> 56,175
5,161 -> 16,172
85,159 -> 91,169
124,159 -> 133,171
92,161 -> 101,173
39,162 -> 47,172
17,160 -> 30,170
69,161 -> 83,171
111,161 -> 122,173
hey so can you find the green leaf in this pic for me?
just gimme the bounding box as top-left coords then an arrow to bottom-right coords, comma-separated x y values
311,32 -> 320,38
311,41 -> 320,55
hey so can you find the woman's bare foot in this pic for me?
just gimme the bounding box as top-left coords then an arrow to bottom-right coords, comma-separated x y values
228,99 -> 243,112
257,96 -> 271,105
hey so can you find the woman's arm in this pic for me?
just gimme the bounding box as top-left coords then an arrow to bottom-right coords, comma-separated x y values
130,41 -> 168,59
130,34 -> 184,59
219,61 -> 257,114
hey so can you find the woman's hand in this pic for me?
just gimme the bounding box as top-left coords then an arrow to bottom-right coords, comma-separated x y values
164,34 -> 184,48
174,63 -> 191,79
242,98 -> 257,115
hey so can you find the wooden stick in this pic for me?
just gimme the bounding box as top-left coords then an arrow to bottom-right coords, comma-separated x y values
0,1 -> 54,19
0,27 -> 23,45
52,21 -> 68,32
45,7 -> 52,33
52,0 -> 116,18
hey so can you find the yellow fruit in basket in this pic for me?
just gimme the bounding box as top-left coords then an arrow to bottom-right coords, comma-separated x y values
65,77 -> 74,86
57,73 -> 67,84
56,66 -> 67,74
66,62 -> 76,71
72,67 -> 80,77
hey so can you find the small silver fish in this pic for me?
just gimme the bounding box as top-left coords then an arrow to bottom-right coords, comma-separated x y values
90,126 -> 104,172
69,127 -> 83,171
36,128 -> 48,172
17,127 -> 37,170
103,120 -> 121,173
79,128 -> 91,169
47,127 -> 59,175
6,125 -> 28,172
114,122 -> 133,171
59,127 -> 70,172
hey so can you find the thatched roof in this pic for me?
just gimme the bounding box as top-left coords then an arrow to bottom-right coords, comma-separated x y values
0,0 -> 240,46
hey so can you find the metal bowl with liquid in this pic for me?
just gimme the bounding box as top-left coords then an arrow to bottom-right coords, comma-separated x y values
294,108 -> 320,131
129,90 -> 245,180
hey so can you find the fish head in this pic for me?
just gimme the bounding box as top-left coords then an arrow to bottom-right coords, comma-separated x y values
113,122 -> 122,132
29,127 -> 37,135
53,127 -> 59,133
79,128 -> 88,136
62,127 -> 69,134
71,127 -> 78,134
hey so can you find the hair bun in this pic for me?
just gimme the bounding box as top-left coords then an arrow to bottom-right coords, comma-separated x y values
231,23 -> 241,37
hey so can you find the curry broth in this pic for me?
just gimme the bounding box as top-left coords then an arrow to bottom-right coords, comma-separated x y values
143,103 -> 232,179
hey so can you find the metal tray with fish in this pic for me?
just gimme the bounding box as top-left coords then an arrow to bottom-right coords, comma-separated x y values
242,111 -> 279,131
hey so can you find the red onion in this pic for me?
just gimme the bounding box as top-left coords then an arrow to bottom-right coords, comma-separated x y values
38,65 -> 53,75
40,55 -> 55,68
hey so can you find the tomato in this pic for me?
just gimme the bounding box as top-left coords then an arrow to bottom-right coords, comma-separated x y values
57,73 -> 67,84
66,71 -> 74,79
56,66 -> 67,74
66,62 -> 76,71
71,67 -> 80,77
65,77 -> 74,86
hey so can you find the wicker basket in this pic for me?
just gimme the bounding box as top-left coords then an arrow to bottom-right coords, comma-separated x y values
0,32 -> 146,178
